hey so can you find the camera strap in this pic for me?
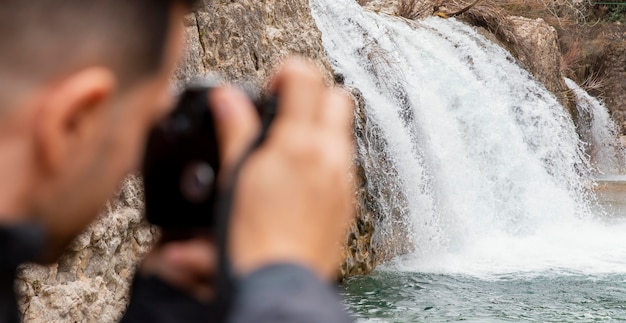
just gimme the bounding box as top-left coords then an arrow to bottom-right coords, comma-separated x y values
212,97 -> 277,322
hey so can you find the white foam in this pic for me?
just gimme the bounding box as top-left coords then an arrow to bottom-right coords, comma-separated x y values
388,218 -> 626,278
310,0 -> 626,278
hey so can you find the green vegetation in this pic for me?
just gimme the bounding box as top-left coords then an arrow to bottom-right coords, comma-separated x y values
598,2 -> 626,23
498,0 -> 626,25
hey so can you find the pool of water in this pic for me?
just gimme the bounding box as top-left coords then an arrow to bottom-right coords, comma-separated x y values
343,271 -> 626,322
343,183 -> 626,322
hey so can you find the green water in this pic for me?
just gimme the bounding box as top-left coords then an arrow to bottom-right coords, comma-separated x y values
342,183 -> 626,322
343,271 -> 626,322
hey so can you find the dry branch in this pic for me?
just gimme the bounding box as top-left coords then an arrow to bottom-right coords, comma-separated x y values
397,0 -> 433,20
435,0 -> 484,18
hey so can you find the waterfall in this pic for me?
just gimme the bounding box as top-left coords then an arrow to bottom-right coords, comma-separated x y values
310,0 -> 626,276
566,78 -> 626,176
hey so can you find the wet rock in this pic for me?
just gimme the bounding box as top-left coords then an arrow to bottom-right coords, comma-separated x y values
341,89 -> 414,279
599,34 -> 626,133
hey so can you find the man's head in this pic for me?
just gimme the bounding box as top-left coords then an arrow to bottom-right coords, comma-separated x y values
0,0 -> 196,260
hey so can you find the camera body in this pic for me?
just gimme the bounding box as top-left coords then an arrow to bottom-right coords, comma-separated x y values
142,87 -> 276,230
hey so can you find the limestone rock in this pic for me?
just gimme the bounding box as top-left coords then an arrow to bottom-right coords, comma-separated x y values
177,0 -> 333,88
508,16 -> 575,115
341,91 -> 378,278
362,0 -> 399,15
17,176 -> 157,323
174,13 -> 207,85
603,40 -> 626,131
563,24 -> 626,133
341,89 -> 414,278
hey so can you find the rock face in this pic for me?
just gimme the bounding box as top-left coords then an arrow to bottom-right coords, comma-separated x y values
16,0 -> 339,321
342,89 -> 414,278
176,0 -> 333,86
17,177 -> 156,323
603,39 -> 626,132
342,90 -> 380,278
507,16 -> 576,115
362,0 -> 399,15
560,24 -> 626,133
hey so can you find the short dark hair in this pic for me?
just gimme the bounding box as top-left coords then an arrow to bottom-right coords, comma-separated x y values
0,0 -> 198,92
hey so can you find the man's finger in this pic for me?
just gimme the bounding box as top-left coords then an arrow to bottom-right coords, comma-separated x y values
163,239 -> 217,276
271,58 -> 325,127
155,264 -> 214,303
209,87 -> 260,172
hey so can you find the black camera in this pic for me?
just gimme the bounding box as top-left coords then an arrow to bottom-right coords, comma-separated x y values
142,87 -> 276,230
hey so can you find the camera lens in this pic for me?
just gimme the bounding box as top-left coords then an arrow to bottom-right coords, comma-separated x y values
180,162 -> 215,203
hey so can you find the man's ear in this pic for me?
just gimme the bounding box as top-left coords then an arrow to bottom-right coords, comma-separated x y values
34,67 -> 117,174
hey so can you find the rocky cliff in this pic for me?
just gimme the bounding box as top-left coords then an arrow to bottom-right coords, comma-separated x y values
558,23 -> 626,133
17,177 -> 154,322
507,16 -> 576,115
604,38 -> 626,133
176,0 -> 333,86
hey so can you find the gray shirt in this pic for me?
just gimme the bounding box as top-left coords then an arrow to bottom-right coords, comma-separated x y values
121,264 -> 354,323
230,264 -> 353,323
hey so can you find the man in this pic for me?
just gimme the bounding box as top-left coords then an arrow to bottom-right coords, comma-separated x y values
0,0 -> 354,322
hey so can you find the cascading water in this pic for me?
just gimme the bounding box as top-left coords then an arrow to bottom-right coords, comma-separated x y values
310,0 -> 626,321
566,78 -> 626,175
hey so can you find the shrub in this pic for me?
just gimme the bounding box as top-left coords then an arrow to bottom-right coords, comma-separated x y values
397,0 -> 433,20
483,0 -> 588,25
600,2 -> 626,23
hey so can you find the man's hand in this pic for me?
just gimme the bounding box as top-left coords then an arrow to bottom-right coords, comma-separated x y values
139,58 -> 354,300
211,59 -> 355,280
139,237 -> 216,302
